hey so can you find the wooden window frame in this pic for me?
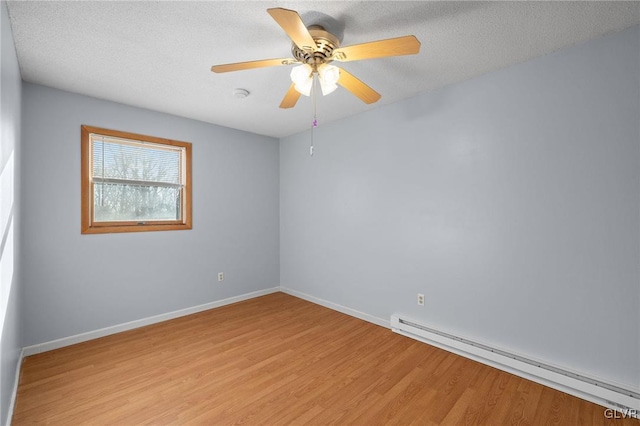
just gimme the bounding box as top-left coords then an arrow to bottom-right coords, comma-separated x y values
81,125 -> 192,234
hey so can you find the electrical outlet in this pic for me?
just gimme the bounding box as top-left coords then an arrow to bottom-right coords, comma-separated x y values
218,272 -> 224,282
417,293 -> 425,306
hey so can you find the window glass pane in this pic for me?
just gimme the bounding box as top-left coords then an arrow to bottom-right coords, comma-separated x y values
92,140 -> 181,184
93,183 -> 180,221
82,125 -> 192,234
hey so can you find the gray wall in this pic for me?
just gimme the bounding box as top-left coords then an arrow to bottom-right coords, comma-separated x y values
0,0 -> 23,423
281,25 -> 640,389
21,84 -> 280,346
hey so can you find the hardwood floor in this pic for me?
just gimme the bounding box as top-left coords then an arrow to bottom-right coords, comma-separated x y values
12,292 -> 638,425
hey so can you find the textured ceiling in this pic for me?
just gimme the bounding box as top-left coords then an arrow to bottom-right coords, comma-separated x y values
6,1 -> 640,138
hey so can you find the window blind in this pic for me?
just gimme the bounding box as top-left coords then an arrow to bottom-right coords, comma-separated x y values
91,136 -> 184,186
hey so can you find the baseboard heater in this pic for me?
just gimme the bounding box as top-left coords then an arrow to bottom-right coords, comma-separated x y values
390,314 -> 640,416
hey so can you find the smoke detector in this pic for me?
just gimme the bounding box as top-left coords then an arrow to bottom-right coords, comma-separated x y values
233,88 -> 250,99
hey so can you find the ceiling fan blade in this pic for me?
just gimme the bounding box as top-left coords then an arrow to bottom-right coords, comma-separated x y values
267,8 -> 317,52
337,68 -> 381,104
279,83 -> 302,109
211,58 -> 297,73
332,35 -> 421,62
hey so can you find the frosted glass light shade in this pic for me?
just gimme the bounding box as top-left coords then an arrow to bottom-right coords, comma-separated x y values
318,64 -> 340,96
290,64 -> 313,96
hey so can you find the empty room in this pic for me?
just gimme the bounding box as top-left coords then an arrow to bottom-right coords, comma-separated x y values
1,1 -> 639,424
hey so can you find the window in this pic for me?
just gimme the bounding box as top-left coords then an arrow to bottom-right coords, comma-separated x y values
81,125 -> 192,234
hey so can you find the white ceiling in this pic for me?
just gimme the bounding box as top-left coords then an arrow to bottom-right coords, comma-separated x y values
6,1 -> 640,138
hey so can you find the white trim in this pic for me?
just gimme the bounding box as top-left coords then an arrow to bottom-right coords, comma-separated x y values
273,291 -> 639,413
12,288 -> 639,421
279,286 -> 390,328
5,348 -> 24,426
22,287 -> 279,356
391,314 -> 640,416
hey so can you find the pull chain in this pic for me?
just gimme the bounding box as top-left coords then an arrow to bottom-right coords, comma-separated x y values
310,75 -> 318,156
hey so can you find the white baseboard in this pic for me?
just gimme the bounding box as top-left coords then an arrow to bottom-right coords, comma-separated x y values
391,314 -> 640,416
279,286 -> 390,329
5,347 -> 24,426
277,289 -> 639,416
22,287 -> 279,357
13,287 -> 639,422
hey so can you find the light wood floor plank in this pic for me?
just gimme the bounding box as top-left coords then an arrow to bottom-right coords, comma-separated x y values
12,292 -> 639,425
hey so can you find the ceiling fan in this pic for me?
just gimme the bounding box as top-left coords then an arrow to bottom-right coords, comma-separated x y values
211,8 -> 421,109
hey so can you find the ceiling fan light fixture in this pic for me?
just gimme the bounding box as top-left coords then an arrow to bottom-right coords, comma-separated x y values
320,80 -> 337,96
290,64 -> 313,96
318,64 -> 340,96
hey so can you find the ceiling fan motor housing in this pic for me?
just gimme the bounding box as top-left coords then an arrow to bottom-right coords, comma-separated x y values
291,26 -> 340,67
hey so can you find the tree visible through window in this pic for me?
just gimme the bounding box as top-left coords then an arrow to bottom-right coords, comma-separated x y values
81,126 -> 192,234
